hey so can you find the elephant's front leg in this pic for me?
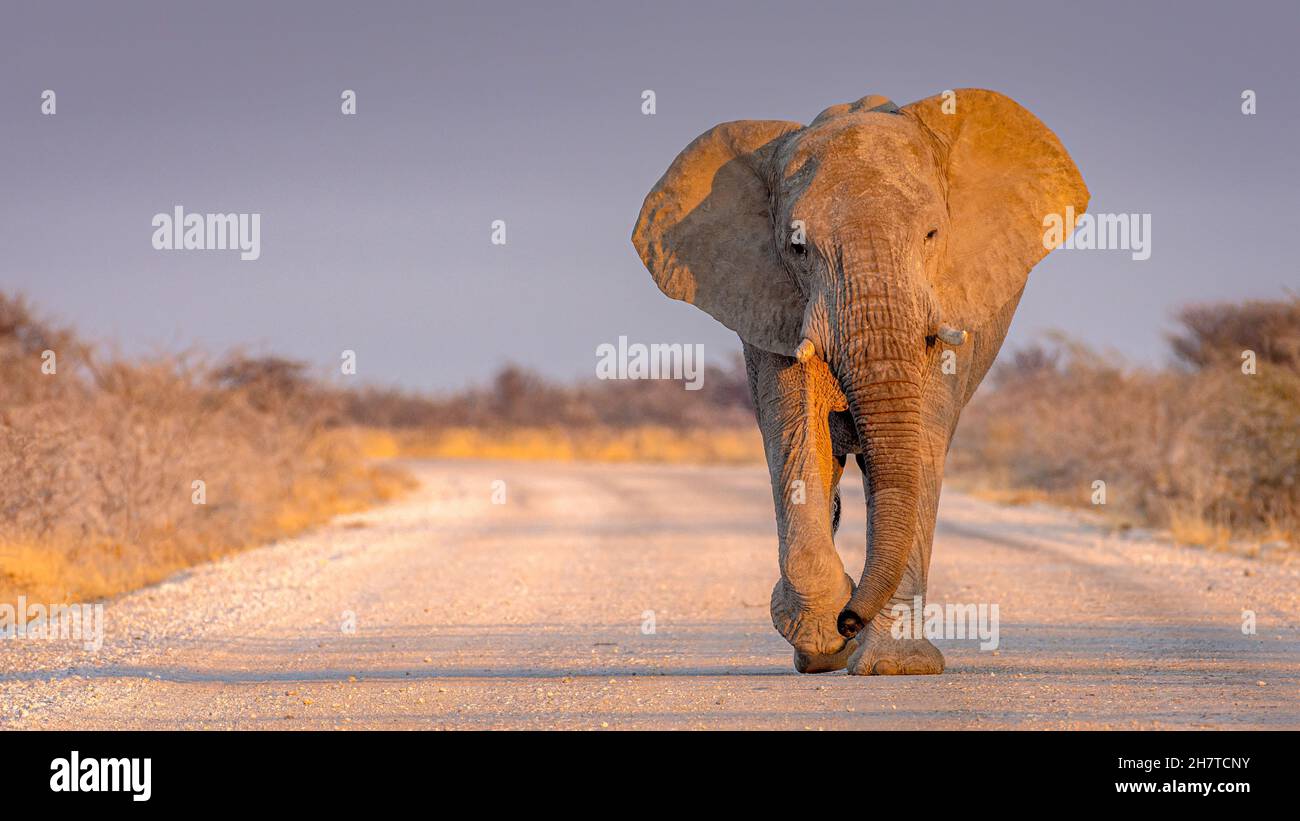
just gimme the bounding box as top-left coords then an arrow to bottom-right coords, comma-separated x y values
745,344 -> 856,673
844,422 -> 948,675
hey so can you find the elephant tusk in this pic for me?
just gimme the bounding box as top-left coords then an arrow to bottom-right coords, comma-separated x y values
935,325 -> 968,346
794,338 -> 817,363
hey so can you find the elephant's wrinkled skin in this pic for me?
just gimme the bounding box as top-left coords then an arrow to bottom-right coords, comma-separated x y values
632,89 -> 1088,674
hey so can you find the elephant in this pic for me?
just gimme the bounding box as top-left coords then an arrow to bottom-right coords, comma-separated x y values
631,89 -> 1088,675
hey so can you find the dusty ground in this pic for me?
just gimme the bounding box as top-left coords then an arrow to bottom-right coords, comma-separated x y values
2,459 -> 1297,730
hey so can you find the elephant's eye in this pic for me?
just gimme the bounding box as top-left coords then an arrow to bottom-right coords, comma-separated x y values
925,228 -> 939,241
789,239 -> 807,256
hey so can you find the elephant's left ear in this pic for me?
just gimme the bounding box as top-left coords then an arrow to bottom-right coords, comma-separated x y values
632,120 -> 806,357
903,89 -> 1089,330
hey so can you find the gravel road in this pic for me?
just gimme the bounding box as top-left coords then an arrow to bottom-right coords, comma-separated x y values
2,459 -> 1297,730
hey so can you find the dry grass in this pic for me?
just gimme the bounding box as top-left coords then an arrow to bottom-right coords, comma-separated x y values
334,353 -> 765,465
9,285 -> 1292,605
377,425 -> 763,464
950,299 -> 1300,552
0,295 -> 410,606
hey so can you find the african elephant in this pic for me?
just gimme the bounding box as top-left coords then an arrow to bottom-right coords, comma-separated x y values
631,89 -> 1087,675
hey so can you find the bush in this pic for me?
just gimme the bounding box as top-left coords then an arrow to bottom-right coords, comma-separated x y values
335,356 -> 756,432
0,294 -> 405,604
951,298 -> 1300,546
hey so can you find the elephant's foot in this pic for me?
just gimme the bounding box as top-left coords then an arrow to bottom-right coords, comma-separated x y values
792,639 -> 858,674
772,573 -> 858,673
845,614 -> 945,676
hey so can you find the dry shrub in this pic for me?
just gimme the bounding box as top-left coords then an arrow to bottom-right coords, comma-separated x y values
390,424 -> 763,464
335,353 -> 763,465
339,358 -> 756,431
951,299 -> 1300,548
1168,295 -> 1300,371
0,294 -> 408,605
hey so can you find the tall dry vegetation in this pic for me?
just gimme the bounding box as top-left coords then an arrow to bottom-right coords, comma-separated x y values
0,294 -> 406,605
339,356 -> 756,430
6,288 -> 1293,605
339,357 -> 765,463
0,292 -> 760,604
950,297 -> 1300,548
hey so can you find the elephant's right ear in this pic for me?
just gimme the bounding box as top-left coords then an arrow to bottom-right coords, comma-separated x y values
902,89 -> 1089,331
632,120 -> 806,356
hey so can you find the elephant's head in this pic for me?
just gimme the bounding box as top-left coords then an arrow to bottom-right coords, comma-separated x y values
632,89 -> 1087,652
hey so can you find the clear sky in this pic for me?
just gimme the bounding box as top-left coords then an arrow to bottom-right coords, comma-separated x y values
2,1 -> 1296,389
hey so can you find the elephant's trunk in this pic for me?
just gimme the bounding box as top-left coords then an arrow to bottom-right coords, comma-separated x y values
823,274 -> 925,640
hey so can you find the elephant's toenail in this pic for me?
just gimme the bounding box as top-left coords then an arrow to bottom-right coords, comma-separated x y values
872,659 -> 899,675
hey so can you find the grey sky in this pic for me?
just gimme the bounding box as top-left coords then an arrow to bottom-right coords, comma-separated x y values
2,1 -> 1296,389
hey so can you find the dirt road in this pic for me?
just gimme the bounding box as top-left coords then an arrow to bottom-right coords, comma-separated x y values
2,460 -> 1297,729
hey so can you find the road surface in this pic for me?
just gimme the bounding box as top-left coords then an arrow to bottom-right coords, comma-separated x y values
2,460 -> 1297,729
